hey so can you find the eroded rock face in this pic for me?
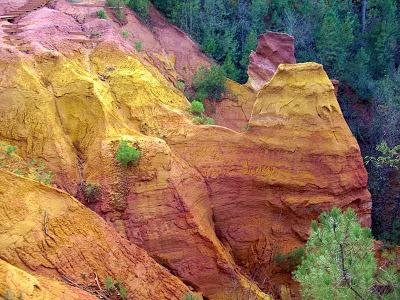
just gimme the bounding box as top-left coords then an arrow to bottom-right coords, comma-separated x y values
247,31 -> 296,91
0,259 -> 97,300
168,63 -> 370,293
0,2 -> 370,299
0,170 -> 189,300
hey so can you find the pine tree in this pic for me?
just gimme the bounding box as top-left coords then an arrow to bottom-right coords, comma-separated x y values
294,208 -> 377,299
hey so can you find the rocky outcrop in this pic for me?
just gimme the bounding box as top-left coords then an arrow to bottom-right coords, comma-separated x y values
0,1 -> 370,299
168,64 -> 370,293
247,31 -> 296,91
0,170 -> 190,299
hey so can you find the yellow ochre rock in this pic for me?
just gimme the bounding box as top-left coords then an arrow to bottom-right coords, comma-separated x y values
0,259 -> 97,300
0,170 -> 189,300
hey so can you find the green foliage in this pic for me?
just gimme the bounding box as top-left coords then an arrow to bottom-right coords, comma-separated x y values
176,80 -> 185,91
34,162 -> 52,185
192,65 -> 226,101
121,30 -> 129,39
380,219 -> 400,247
193,115 -> 214,125
104,276 -> 116,291
5,145 -> 17,156
365,142 -> 400,169
316,9 -> 354,77
84,183 -> 101,203
104,277 -> 128,299
13,168 -> 24,176
106,0 -> 126,22
294,207 -> 398,300
273,247 -> 305,272
96,9 -> 107,19
127,0 -> 149,20
181,293 -> 201,300
134,40 -> 142,52
190,100 -> 204,115
115,140 -> 141,167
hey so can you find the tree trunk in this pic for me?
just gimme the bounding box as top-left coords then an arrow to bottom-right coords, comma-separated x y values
361,0 -> 367,33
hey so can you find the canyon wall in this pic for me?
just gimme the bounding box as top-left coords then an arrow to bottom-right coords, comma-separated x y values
0,1 -> 371,299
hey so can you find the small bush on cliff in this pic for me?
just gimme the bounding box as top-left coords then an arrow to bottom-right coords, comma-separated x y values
176,79 -> 185,92
115,140 -> 141,167
193,115 -> 214,125
5,144 -> 17,156
192,65 -> 226,102
294,207 -> 400,299
127,0 -> 150,20
96,9 -> 107,19
191,100 -> 205,115
83,183 -> 101,203
34,162 -> 53,185
104,276 -> 127,299
106,0 -> 126,22
121,30 -> 129,39
182,293 -> 201,300
134,40 -> 142,52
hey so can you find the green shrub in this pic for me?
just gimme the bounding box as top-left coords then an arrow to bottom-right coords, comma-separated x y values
104,276 -> 116,291
104,276 -> 128,299
12,168 -> 24,176
176,80 -> 185,91
182,293 -> 201,300
191,100 -> 205,115
193,115 -> 214,125
34,162 -> 52,185
96,9 -> 107,19
5,145 -> 17,156
134,40 -> 142,52
84,183 -> 101,203
121,30 -> 129,39
193,65 -> 226,101
127,0 -> 150,20
115,140 -> 141,167
106,0 -> 126,22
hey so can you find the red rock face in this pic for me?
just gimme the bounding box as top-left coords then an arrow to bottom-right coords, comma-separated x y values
247,31 -> 296,91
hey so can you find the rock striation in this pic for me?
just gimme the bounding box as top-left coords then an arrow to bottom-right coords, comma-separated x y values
247,31 -> 296,91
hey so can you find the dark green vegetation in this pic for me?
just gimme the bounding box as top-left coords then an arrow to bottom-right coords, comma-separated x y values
127,0 -> 150,20
134,40 -> 142,52
192,65 -> 226,102
103,276 -> 128,299
273,247 -> 305,273
366,142 -> 400,245
295,208 -> 400,300
83,182 -> 101,204
152,0 -> 400,244
106,0 -> 126,22
96,9 -> 107,19
115,140 -> 141,166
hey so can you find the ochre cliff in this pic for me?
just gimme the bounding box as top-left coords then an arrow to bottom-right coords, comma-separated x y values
0,170 -> 189,299
0,259 -> 97,300
0,1 -> 370,299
